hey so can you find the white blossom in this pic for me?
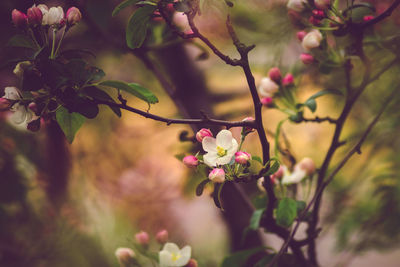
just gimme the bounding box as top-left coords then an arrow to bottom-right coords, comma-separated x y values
43,6 -> 64,25
287,0 -> 307,12
202,130 -> 238,167
159,243 -> 191,267
258,77 -> 279,97
302,30 -> 323,51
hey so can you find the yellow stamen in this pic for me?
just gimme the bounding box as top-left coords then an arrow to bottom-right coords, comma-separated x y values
217,146 -> 227,157
171,253 -> 181,262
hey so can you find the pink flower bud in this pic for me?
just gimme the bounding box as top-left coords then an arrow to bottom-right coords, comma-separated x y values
155,229 -> 168,244
28,102 -> 38,114
27,7 -> 43,26
261,97 -> 274,107
363,15 -> 374,22
296,31 -> 307,41
312,9 -> 325,19
235,151 -> 251,164
314,0 -> 331,10
282,73 -> 294,86
12,9 -> 27,29
196,128 -> 213,142
271,165 -> 285,180
186,259 -> 198,267
115,247 -> 135,265
66,7 -> 82,25
208,168 -> 225,183
135,231 -> 150,245
183,156 -> 199,168
297,157 -> 316,175
268,67 -> 282,83
309,16 -> 321,26
27,118 -> 41,132
0,98 -> 12,111
300,53 -> 315,65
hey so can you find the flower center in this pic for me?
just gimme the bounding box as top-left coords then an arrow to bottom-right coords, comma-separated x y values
171,252 -> 181,262
217,146 -> 227,157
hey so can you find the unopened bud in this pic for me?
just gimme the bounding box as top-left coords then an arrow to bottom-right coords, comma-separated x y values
235,151 -> 251,164
309,16 -> 321,26
28,102 -> 38,114
258,77 -> 279,97
135,231 -> 150,245
297,157 -> 316,175
268,67 -> 282,83
363,15 -> 374,22
196,128 -> 213,142
312,9 -> 325,19
314,0 -> 331,10
115,247 -> 135,266
12,9 -> 27,29
208,168 -> 225,183
0,98 -> 12,111
282,73 -> 294,86
302,30 -> 323,50
261,97 -> 274,107
27,118 -> 41,132
296,31 -> 307,41
155,229 -> 168,244
66,7 -> 82,25
27,6 -> 43,26
183,155 -> 199,168
300,53 -> 315,65
185,259 -> 198,267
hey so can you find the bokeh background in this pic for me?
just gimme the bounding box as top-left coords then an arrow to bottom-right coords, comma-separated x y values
1,0 -> 400,266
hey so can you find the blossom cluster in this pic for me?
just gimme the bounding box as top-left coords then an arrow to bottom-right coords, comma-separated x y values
115,230 -> 196,267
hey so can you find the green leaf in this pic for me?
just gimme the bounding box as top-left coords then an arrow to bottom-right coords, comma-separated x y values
254,254 -> 275,267
249,209 -> 265,230
306,89 -> 343,101
304,98 -> 317,113
296,201 -> 306,214
252,156 -> 263,164
126,5 -> 157,49
276,198 -> 298,228
7,35 -> 36,50
99,80 -> 158,104
260,158 -> 280,177
83,86 -> 121,117
196,179 -> 210,196
220,247 -> 266,267
56,107 -> 86,143
112,0 -> 141,16
174,153 -> 186,161
274,119 -> 287,158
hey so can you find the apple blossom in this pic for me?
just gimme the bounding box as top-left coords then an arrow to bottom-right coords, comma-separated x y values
287,0 -> 307,12
281,167 -> 306,185
296,157 -> 316,175
115,247 -> 135,266
314,0 -> 331,10
135,231 -> 150,245
282,73 -> 294,86
302,30 -> 323,50
159,242 -> 191,267
235,151 -> 251,164
195,128 -> 212,142
258,77 -> 279,97
268,67 -> 282,83
43,6 -> 64,26
66,7 -> 82,25
202,130 -> 238,167
4,87 -> 20,101
300,53 -> 315,64
182,156 -> 199,168
27,6 -> 43,26
208,168 -> 225,183
11,9 -> 27,29
156,229 -> 169,244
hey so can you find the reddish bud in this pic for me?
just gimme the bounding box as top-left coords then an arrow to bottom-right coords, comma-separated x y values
0,98 -> 12,111
66,7 -> 82,25
261,97 -> 274,107
363,15 -> 374,22
196,128 -> 213,142
155,230 -> 168,244
27,118 -> 41,132
282,73 -> 294,86
28,102 -> 38,114
268,67 -> 282,83
235,151 -> 251,164
296,31 -> 307,41
27,7 -> 43,26
309,16 -> 321,26
135,231 -> 150,245
166,3 -> 175,13
12,9 -> 27,29
300,53 -> 315,64
183,155 -> 199,168
185,259 -> 198,267
312,9 -> 325,19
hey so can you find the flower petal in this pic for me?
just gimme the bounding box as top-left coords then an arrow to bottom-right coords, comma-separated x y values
163,242 -> 180,254
204,152 -> 218,167
11,104 -> 26,124
202,136 -> 216,152
4,87 -> 20,100
216,155 -> 233,165
175,246 -> 191,266
216,130 -> 233,149
159,250 -> 172,267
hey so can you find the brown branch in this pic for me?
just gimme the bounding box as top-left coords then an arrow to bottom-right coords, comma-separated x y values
300,116 -> 337,124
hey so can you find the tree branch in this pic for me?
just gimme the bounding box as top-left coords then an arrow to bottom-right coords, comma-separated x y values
362,0 -> 400,28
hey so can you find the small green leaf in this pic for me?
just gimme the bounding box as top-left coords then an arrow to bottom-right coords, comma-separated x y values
56,107 -> 86,143
174,153 -> 186,161
252,156 -> 263,164
99,80 -> 158,104
83,86 -> 121,117
254,254 -> 275,267
126,5 -> 157,49
196,179 -> 210,196
220,247 -> 266,267
296,201 -> 306,214
306,89 -> 343,101
276,198 -> 298,228
7,35 -> 36,50
304,98 -> 317,113
112,0 -> 141,16
249,209 -> 265,230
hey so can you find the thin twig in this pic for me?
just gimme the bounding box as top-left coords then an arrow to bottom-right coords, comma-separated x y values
362,0 -> 400,28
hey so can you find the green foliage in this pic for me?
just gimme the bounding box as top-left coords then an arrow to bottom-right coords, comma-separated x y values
99,80 -> 158,104
126,5 -> 157,49
112,0 -> 141,17
7,34 -> 36,50
302,89 -> 343,113
249,208 -> 265,230
83,86 -> 121,117
276,198 -> 297,228
56,107 -> 86,143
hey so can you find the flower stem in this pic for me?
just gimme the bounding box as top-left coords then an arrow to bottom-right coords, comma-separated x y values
54,26 -> 66,58
50,28 -> 57,59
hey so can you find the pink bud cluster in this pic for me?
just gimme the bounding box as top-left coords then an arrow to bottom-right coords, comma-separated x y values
259,67 -> 295,107
134,229 -> 169,245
